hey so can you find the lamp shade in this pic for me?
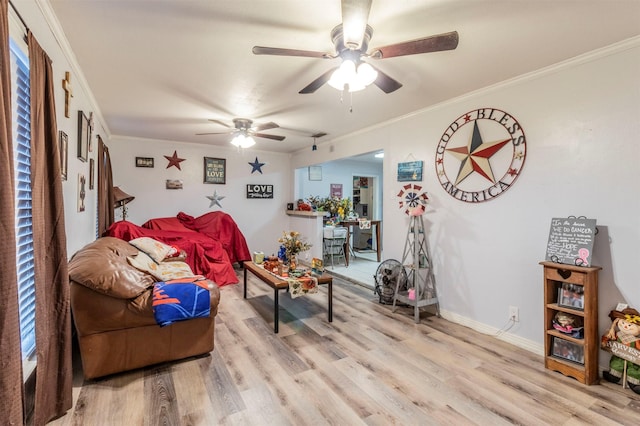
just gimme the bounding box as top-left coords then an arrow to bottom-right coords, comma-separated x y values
113,186 -> 135,208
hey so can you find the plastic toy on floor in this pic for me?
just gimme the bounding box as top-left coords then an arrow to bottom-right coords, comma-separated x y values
601,307 -> 640,394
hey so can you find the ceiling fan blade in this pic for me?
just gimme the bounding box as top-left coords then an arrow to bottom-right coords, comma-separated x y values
372,66 -> 403,93
253,121 -> 279,132
207,119 -> 231,128
195,131 -> 231,136
253,133 -> 286,141
341,0 -> 372,49
252,46 -> 329,58
371,31 -> 459,59
299,67 -> 338,94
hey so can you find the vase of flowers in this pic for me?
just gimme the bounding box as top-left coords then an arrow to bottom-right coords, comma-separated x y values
278,231 -> 312,268
308,196 -> 353,221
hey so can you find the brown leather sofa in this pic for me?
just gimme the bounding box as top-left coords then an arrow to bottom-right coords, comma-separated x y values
68,237 -> 221,380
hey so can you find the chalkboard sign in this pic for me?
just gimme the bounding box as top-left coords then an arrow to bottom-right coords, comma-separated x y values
545,217 -> 597,266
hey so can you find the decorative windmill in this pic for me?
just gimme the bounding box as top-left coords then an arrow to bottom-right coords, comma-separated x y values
397,183 -> 428,216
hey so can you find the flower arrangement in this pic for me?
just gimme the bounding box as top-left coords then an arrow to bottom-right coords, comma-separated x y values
278,231 -> 312,263
308,196 -> 353,220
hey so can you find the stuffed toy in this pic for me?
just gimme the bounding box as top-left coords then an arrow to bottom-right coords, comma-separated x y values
602,307 -> 640,394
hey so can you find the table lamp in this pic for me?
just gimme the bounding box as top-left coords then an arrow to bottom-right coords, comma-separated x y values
113,186 -> 135,221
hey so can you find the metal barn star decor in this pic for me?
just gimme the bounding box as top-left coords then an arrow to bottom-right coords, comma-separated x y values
248,157 -> 265,174
206,191 -> 225,208
434,108 -> 526,203
164,150 -> 185,170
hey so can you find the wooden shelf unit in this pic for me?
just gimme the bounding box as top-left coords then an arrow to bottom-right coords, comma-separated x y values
540,261 -> 601,385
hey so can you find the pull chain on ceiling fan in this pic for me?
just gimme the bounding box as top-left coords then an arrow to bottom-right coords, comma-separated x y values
252,0 -> 459,95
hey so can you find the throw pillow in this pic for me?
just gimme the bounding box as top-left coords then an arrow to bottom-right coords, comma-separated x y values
129,237 -> 173,263
128,251 -> 198,282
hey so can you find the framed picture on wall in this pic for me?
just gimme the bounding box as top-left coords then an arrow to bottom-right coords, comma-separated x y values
77,174 -> 86,212
77,110 -> 89,162
330,183 -> 343,197
89,158 -> 95,190
397,160 -> 423,182
204,157 -> 226,184
135,157 -> 154,168
58,130 -> 68,181
308,165 -> 322,181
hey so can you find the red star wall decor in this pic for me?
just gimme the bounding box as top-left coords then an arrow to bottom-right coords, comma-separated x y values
164,150 -> 185,170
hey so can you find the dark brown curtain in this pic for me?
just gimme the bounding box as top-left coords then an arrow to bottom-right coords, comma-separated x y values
28,31 -> 72,424
97,135 -> 114,236
0,0 -> 25,424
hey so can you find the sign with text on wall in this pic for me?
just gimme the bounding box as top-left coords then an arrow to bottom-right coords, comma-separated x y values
246,184 -> 274,199
545,217 -> 597,266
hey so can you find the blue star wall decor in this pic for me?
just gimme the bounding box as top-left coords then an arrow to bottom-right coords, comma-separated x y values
206,191 -> 225,208
248,157 -> 265,174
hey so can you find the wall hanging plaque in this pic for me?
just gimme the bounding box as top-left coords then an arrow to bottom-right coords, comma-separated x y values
397,161 -> 423,182
545,216 -> 597,266
77,110 -> 89,162
59,130 -> 68,180
136,157 -> 154,168
435,108 -> 526,202
246,184 -> 274,199
204,157 -> 226,183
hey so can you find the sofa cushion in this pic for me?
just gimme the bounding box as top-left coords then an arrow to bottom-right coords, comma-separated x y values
68,237 -> 154,299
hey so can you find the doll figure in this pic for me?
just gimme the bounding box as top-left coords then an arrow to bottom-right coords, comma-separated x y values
602,307 -> 640,394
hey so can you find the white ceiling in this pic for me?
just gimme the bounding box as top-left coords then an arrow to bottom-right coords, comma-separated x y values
49,0 -> 640,154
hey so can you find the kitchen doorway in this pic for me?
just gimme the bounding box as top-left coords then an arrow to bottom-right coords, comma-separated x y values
294,151 -> 383,289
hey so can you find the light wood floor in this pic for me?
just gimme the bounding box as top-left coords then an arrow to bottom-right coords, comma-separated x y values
50,271 -> 640,425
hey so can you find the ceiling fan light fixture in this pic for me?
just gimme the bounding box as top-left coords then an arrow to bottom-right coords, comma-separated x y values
328,59 -> 377,92
357,62 -> 377,86
230,133 -> 256,148
328,59 -> 355,90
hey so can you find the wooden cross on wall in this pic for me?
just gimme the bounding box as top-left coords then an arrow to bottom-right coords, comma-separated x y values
62,71 -> 73,118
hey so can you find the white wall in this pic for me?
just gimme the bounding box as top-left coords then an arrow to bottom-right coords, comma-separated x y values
291,39 -> 640,362
108,136 -> 292,257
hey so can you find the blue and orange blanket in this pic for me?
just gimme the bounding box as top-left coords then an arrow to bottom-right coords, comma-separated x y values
152,277 -> 210,327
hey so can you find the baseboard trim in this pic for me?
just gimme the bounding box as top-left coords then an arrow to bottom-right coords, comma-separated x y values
440,309 -> 544,356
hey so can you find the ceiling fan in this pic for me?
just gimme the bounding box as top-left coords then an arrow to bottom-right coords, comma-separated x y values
252,0 -> 459,94
196,118 -> 286,147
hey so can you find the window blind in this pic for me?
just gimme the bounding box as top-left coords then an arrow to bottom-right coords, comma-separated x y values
10,38 -> 35,359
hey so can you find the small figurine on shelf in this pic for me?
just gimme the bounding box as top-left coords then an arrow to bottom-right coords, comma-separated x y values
601,307 -> 640,394
552,312 -> 584,339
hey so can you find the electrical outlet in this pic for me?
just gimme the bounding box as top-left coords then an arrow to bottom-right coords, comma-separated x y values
509,306 -> 519,322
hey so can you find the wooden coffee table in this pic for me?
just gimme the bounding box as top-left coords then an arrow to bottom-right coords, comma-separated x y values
243,261 -> 333,333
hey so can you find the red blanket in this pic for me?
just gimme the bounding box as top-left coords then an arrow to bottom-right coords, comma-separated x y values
107,221 -> 238,286
143,212 -> 251,264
